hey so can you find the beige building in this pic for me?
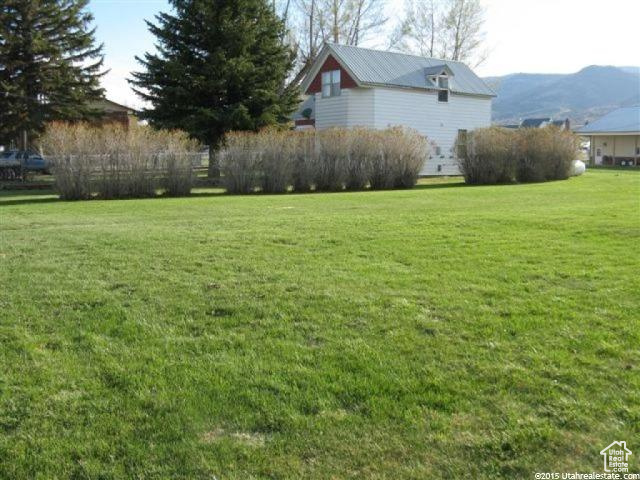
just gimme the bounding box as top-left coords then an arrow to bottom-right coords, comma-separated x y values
577,106 -> 640,166
90,98 -> 138,129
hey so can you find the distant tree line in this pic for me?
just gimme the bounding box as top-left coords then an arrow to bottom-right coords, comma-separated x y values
283,0 -> 487,86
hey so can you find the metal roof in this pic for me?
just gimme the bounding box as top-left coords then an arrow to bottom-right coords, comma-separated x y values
521,118 -> 551,128
323,43 -> 496,97
576,106 -> 640,134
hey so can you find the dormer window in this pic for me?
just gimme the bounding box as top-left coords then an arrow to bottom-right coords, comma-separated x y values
438,74 -> 449,102
322,70 -> 341,98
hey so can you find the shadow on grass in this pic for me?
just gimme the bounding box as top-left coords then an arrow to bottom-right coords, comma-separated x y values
0,195 -> 60,206
189,182 -> 471,198
1,182 -> 474,206
1,178 -> 508,206
412,181 -> 467,191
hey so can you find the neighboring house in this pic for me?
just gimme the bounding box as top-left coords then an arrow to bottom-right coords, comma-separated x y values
90,98 -> 138,129
551,118 -> 571,129
576,106 -> 640,166
515,118 -> 570,129
298,43 -> 496,175
521,117 -> 552,128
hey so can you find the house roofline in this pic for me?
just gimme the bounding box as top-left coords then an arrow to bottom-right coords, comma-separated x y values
94,97 -> 139,114
577,131 -> 640,135
300,44 -> 363,93
301,43 -> 497,97
326,42 -> 470,66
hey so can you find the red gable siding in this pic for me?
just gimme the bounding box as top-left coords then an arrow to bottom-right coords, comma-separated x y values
305,55 -> 358,94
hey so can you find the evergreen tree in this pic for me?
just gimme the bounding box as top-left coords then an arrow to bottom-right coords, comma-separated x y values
130,0 -> 299,177
0,0 -> 105,148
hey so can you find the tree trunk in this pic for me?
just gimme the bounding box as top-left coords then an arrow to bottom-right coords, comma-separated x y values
20,130 -> 28,151
332,0 -> 339,42
208,143 -> 220,179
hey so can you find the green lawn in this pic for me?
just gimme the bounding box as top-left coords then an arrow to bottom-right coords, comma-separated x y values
1,170 -> 638,479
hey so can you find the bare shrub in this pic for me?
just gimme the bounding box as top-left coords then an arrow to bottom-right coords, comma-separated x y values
39,123 -> 198,199
369,128 -> 428,189
219,127 -> 428,194
516,127 -> 578,182
346,128 -> 376,190
220,132 -> 260,194
313,129 -> 350,191
259,129 -> 294,193
291,130 -> 315,192
457,126 -> 579,184
39,122 -> 94,200
457,127 -> 516,184
95,125 -> 156,199
515,128 -> 548,183
369,130 -> 395,190
384,127 -> 428,188
161,130 -> 199,196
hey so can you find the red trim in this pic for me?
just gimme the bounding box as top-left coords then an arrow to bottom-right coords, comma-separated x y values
305,55 -> 358,94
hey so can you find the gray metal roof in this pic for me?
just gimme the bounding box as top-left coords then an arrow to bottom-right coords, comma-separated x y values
423,65 -> 453,76
576,106 -> 640,134
521,118 -> 551,128
325,43 -> 496,97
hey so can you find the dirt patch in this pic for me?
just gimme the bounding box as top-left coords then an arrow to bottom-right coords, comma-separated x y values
201,428 -> 266,447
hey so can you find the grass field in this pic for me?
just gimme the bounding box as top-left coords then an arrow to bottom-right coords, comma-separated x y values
1,170 -> 639,479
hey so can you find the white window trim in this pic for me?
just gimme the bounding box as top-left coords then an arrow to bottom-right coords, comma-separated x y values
321,69 -> 341,98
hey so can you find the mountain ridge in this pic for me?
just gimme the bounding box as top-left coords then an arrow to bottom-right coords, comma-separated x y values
485,65 -> 640,125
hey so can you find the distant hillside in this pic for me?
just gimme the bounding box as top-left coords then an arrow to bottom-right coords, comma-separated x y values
485,65 -> 640,125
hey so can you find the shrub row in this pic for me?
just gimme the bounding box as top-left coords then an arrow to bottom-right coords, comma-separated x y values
219,127 -> 428,194
457,126 -> 579,184
39,123 -> 200,200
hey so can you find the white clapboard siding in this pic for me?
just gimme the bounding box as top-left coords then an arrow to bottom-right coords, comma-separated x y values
315,86 -> 491,175
315,89 -> 376,129
373,87 -> 492,175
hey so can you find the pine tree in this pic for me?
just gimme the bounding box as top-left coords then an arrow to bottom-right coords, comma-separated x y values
0,0 -> 105,148
130,0 -> 299,177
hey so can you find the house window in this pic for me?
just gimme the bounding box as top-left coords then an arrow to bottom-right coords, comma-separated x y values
322,70 -> 341,98
435,146 -> 442,156
457,129 -> 468,158
438,75 -> 449,102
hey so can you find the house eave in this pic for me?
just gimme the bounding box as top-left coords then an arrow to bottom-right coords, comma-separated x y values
359,82 -> 496,98
577,131 -> 640,136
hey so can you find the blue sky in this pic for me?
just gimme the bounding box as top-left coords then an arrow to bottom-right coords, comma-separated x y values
89,0 -> 640,108
89,0 -> 168,107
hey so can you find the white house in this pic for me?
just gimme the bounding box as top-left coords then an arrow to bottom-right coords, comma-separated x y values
296,43 -> 496,175
576,106 -> 640,166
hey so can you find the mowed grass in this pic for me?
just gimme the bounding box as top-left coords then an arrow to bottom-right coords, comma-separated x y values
0,170 -> 638,479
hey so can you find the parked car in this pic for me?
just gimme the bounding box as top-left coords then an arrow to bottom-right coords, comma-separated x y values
0,150 -> 50,180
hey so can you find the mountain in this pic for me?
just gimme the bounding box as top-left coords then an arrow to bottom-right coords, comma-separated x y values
485,65 -> 640,125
